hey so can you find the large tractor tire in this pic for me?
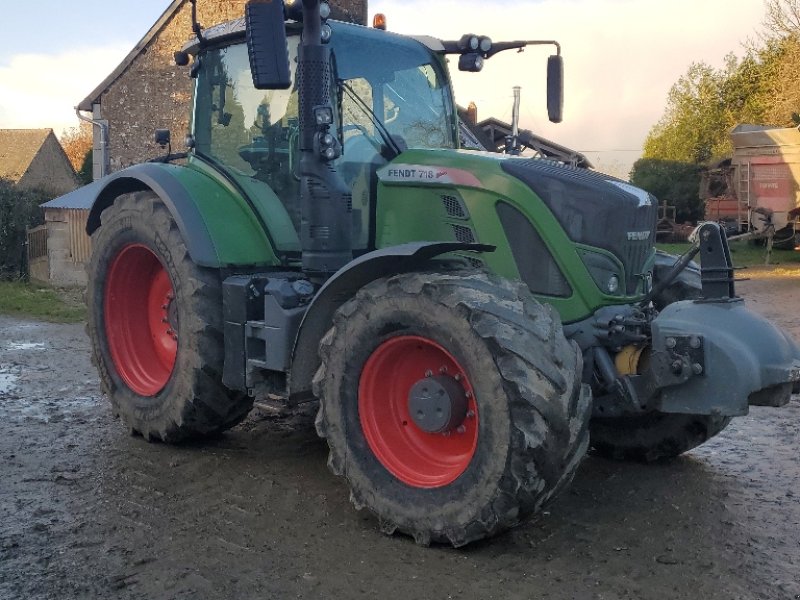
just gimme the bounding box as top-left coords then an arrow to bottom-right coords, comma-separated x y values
590,251 -> 731,462
314,271 -> 590,546
86,191 -> 252,442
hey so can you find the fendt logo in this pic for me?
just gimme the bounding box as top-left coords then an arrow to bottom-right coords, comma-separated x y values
627,230 -> 651,241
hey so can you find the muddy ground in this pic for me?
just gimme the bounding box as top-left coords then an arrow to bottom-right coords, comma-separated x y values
1,270 -> 799,600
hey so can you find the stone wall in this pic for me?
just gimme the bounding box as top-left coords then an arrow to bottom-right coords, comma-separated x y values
17,134 -> 79,197
44,210 -> 88,288
99,0 -> 367,173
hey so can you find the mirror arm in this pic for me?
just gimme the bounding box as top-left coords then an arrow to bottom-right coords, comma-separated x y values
485,40 -> 560,59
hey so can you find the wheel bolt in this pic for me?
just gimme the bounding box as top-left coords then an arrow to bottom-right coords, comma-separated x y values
161,318 -> 168,323
166,329 -> 174,336
161,305 -> 168,310
439,366 -> 448,373
425,370 -> 433,377
465,391 -> 472,399
466,410 -> 475,418
454,374 -> 462,382
456,425 -> 466,434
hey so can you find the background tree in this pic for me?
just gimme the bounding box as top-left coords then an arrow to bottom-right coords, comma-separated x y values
629,159 -> 703,223
0,179 -> 48,279
59,123 -> 93,183
77,150 -> 94,185
763,0 -> 800,37
635,0 -> 800,222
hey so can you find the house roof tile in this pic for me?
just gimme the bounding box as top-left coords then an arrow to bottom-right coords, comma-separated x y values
0,129 -> 53,183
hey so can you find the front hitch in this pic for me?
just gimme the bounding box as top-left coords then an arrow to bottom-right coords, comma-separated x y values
593,222 -> 800,417
643,221 -> 735,306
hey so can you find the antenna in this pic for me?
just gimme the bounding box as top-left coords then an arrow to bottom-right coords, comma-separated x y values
506,86 -> 522,155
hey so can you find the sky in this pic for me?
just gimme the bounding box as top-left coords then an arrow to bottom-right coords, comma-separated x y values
0,0 -> 767,177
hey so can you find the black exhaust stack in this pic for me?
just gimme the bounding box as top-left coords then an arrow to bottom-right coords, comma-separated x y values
296,0 -> 352,279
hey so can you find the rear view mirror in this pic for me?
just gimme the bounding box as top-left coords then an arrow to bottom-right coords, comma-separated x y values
246,0 -> 291,90
547,54 -> 563,123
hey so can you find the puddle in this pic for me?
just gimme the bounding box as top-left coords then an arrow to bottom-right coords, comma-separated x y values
4,395 -> 101,424
5,342 -> 46,351
0,373 -> 19,394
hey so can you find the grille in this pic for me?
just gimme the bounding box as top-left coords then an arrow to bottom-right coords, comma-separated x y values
441,194 -> 467,219
620,208 -> 654,294
309,226 -> 330,239
451,224 -> 476,244
496,201 -> 572,297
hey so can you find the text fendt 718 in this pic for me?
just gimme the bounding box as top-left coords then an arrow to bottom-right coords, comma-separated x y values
82,0 -> 800,546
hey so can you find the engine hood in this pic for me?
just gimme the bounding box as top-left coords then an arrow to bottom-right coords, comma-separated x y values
500,158 -> 658,294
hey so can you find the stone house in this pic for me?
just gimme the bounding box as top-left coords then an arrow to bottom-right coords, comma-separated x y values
77,0 -> 368,179
0,129 -> 78,196
0,129 -> 81,284
36,0 -> 366,287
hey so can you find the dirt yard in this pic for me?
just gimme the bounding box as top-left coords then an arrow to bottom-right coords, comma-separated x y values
1,269 -> 799,600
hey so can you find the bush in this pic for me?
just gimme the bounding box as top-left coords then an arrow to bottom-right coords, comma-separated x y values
0,179 -> 49,280
629,158 -> 703,223
77,149 -> 93,185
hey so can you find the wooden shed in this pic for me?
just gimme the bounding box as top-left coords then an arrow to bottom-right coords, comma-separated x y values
32,181 -> 103,287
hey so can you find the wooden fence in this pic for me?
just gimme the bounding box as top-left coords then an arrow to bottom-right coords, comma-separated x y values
27,225 -> 47,260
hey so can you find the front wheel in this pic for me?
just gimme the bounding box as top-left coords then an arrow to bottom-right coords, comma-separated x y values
86,191 -> 252,442
314,272 -> 590,546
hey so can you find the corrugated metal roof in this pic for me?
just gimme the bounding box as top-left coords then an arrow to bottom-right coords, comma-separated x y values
0,129 -> 52,183
41,179 -> 105,210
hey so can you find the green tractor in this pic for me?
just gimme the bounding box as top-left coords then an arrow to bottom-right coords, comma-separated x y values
83,0 -> 800,546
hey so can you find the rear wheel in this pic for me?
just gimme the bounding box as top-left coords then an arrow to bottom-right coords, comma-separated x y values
314,272 -> 590,546
590,251 -> 731,461
86,191 -> 252,442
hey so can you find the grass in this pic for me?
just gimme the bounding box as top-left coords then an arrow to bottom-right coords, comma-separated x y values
0,281 -> 86,323
657,240 -> 800,268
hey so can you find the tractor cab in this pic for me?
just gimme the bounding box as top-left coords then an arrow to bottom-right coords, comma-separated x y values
189,20 -> 458,255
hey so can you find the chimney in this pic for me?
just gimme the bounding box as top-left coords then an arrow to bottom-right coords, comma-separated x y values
466,102 -> 478,126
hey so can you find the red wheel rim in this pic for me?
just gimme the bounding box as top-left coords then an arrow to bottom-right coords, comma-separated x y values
358,336 -> 479,488
104,244 -> 177,396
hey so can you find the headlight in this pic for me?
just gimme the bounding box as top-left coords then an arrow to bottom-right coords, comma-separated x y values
578,249 -> 624,296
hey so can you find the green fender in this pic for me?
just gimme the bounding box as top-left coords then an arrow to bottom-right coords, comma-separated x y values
86,162 -> 280,268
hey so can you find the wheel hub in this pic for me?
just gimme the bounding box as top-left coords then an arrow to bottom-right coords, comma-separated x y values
358,335 -> 479,488
408,375 -> 467,433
